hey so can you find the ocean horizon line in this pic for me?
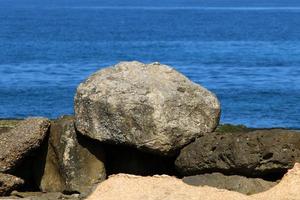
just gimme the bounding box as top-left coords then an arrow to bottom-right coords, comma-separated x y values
3,6 -> 300,11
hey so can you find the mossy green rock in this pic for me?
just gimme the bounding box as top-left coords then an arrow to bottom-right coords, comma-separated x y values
0,120 -> 21,135
215,124 -> 251,133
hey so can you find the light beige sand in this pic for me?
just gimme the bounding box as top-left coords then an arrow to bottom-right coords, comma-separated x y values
87,163 -> 300,200
254,163 -> 300,200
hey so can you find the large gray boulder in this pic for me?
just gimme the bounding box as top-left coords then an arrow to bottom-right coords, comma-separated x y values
0,173 -> 24,196
75,61 -> 221,155
0,118 -> 50,173
175,129 -> 300,177
36,116 -> 106,196
183,172 -> 276,195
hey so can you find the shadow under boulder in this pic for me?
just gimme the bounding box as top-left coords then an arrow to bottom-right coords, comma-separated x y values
104,143 -> 177,176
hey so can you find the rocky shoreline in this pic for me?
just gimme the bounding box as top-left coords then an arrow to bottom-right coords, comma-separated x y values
0,61 -> 299,200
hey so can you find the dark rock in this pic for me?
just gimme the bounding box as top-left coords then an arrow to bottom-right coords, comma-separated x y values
0,118 -> 50,173
183,172 -> 276,195
10,191 -> 80,200
0,173 -> 24,196
175,129 -> 300,178
75,61 -> 220,156
36,116 -> 106,196
11,153 -> 42,192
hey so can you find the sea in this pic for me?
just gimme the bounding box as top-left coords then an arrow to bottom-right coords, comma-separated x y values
0,0 -> 299,129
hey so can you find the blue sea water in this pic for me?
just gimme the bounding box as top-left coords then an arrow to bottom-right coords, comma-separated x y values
0,0 -> 300,128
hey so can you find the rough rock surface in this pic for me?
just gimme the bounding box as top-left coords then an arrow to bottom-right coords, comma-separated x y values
0,173 -> 24,196
75,61 -> 220,155
86,163 -> 300,200
0,118 -> 50,172
36,116 -> 106,195
175,129 -> 300,177
0,120 -> 20,136
7,192 -> 80,200
183,172 -> 276,195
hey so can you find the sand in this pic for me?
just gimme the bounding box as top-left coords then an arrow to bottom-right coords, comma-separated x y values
87,163 -> 300,200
